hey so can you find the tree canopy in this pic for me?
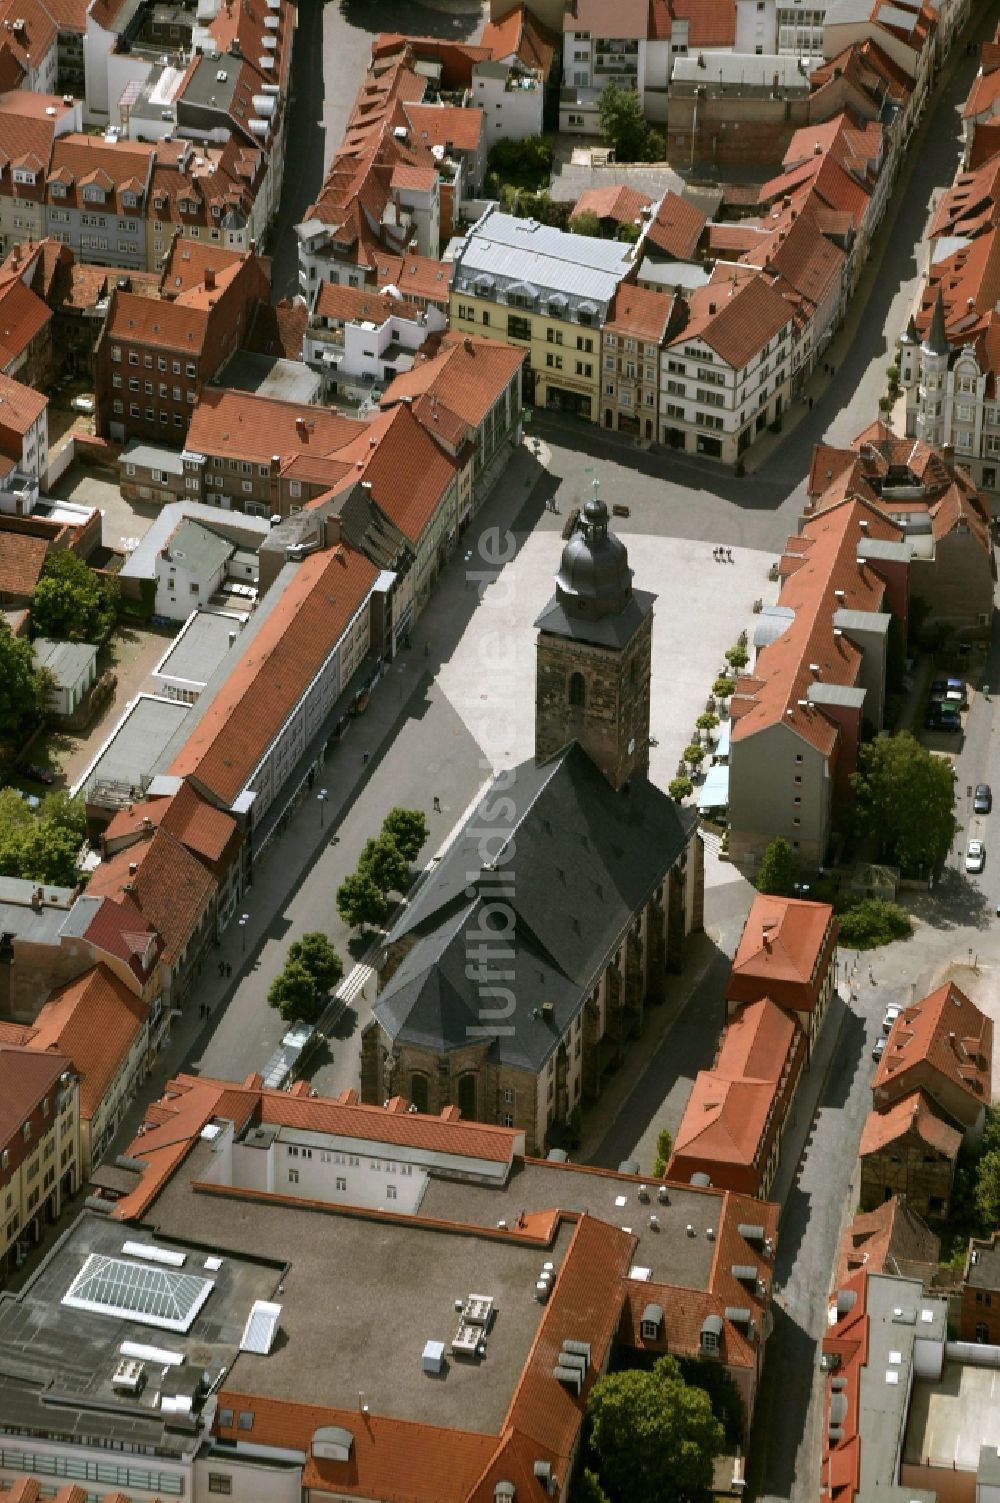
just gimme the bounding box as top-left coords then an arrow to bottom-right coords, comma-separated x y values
31,551 -> 118,646
586,1354 -> 724,1503
486,134 -> 553,191
756,837 -> 795,897
336,870 -> 388,931
359,835 -> 411,897
850,732 -> 957,874
652,1127 -> 673,1177
0,623 -> 50,748
597,83 -> 663,163
568,210 -> 602,238
286,931 -> 343,995
0,788 -> 86,886
267,958 -> 320,1024
380,807 -> 428,864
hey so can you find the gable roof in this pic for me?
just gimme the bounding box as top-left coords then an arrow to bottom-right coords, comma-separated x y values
185,386 -> 365,468
859,1090 -> 962,1159
0,528 -> 48,596
836,1194 -> 940,1285
669,273 -> 794,370
381,332 -> 524,429
873,980 -> 992,1114
0,1042 -> 71,1153
169,545 -> 378,805
85,826 -> 216,966
644,190 -> 707,261
671,1074 -> 778,1166
375,744 -> 695,1072
570,183 -> 652,226
27,964 -> 148,1120
603,283 -> 674,343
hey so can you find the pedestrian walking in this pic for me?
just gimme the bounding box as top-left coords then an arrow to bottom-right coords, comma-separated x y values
433,796 -> 441,812
362,750 -> 370,765
726,548 -> 733,563
226,962 -> 232,979
808,396 -> 813,410
424,643 -> 429,657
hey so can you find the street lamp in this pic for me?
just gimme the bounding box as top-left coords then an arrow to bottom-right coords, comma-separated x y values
238,912 -> 250,953
317,788 -> 329,827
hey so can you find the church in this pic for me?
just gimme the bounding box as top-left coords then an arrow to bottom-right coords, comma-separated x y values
361,497 -> 704,1155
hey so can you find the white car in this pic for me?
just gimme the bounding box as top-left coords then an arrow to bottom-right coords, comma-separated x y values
882,1005 -> 900,1035
966,839 -> 986,874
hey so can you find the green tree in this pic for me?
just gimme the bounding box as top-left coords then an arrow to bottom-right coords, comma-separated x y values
652,1127 -> 673,1177
568,210 -> 603,238
695,712 -> 719,733
598,82 -> 646,161
617,222 -> 641,242
586,1354 -> 724,1503
975,1149 -> 1000,1226
850,732 -> 957,874
287,931 -> 343,995
31,551 -> 118,646
725,645 -> 749,670
336,870 -> 389,932
573,1471 -> 612,1503
359,835 -> 411,896
486,134 -> 553,191
380,807 -> 428,864
836,898 -> 911,950
683,744 -> 705,769
41,790 -> 87,841
0,810 -> 82,886
756,837 -> 796,897
712,676 -> 735,698
267,959 -> 320,1024
0,622 -> 49,746
668,776 -> 693,802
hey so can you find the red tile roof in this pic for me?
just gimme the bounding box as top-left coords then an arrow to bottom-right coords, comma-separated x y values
644,189 -> 707,261
381,332 -> 524,429
668,273 -> 794,370
374,250 -> 452,306
0,274 -> 52,370
480,4 -> 559,75
0,529 -> 48,597
571,183 -> 652,225
603,283 -> 673,343
0,369 -> 45,439
159,237 -> 246,297
859,1090 -> 962,1159
27,964 -> 148,1121
873,981 -> 992,1117
836,1194 -> 940,1286
333,402 -> 461,544
313,280 -> 423,326
671,1075 -> 777,1168
81,894 -> 161,982
728,497 -> 902,754
0,1043 -> 70,1156
403,102 -> 483,154
185,387 -> 365,468
170,545 -> 378,805
726,895 -> 836,1011
85,827 -> 216,966
260,1088 -> 519,1163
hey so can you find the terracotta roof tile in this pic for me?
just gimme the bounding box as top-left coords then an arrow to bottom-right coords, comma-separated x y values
603,283 -> 673,343
169,545 -> 378,805
669,273 -> 794,370
0,529 -> 48,597
644,189 -> 706,261
27,964 -> 148,1120
0,275 -> 51,368
185,387 -> 365,468
85,827 -> 216,966
0,1043 -> 71,1154
481,4 -> 558,74
571,183 -> 652,225
244,298 -> 307,361
0,369 -> 45,441
260,1089 -> 519,1162
726,895 -> 836,1011
873,981 -> 992,1116
859,1090 -> 962,1159
836,1194 -> 940,1285
81,894 -> 161,982
403,102 -> 483,154
381,332 -> 524,428
671,1075 -> 777,1167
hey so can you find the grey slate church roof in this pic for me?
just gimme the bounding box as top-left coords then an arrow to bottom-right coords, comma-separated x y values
374,743 -> 695,1072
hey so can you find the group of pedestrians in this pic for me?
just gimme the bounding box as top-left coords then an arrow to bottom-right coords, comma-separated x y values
713,547 -> 735,563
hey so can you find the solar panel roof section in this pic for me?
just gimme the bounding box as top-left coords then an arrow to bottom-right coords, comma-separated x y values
62,1254 -> 215,1332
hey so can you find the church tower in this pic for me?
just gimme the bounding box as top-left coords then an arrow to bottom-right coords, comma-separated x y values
534,492 -> 655,790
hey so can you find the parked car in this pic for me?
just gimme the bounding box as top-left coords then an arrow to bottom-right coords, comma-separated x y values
18,761 -> 54,785
975,783 -> 993,814
934,709 -> 963,733
14,789 -> 40,810
882,1005 -> 901,1035
966,839 -> 986,874
872,1036 -> 887,1063
70,395 -> 94,414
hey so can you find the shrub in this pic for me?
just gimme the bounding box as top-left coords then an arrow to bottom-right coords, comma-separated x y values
712,676 -> 735,698
836,898 -> 911,950
696,712 -> 719,732
668,776 -> 693,802
756,837 -> 795,897
683,743 -> 705,768
725,645 -> 749,670
652,1127 -> 673,1177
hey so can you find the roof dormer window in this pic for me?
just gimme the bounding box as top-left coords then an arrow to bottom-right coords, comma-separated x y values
83,185 -> 105,204
13,168 -> 35,186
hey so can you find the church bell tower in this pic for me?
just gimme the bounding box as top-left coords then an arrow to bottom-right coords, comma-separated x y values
533,491 -> 655,790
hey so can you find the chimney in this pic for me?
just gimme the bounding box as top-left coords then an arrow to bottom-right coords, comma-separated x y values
463,335 -> 472,352
204,266 -> 216,290
128,863 -> 138,876
708,301 -> 716,315
31,887 -> 43,911
140,816 -> 152,831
